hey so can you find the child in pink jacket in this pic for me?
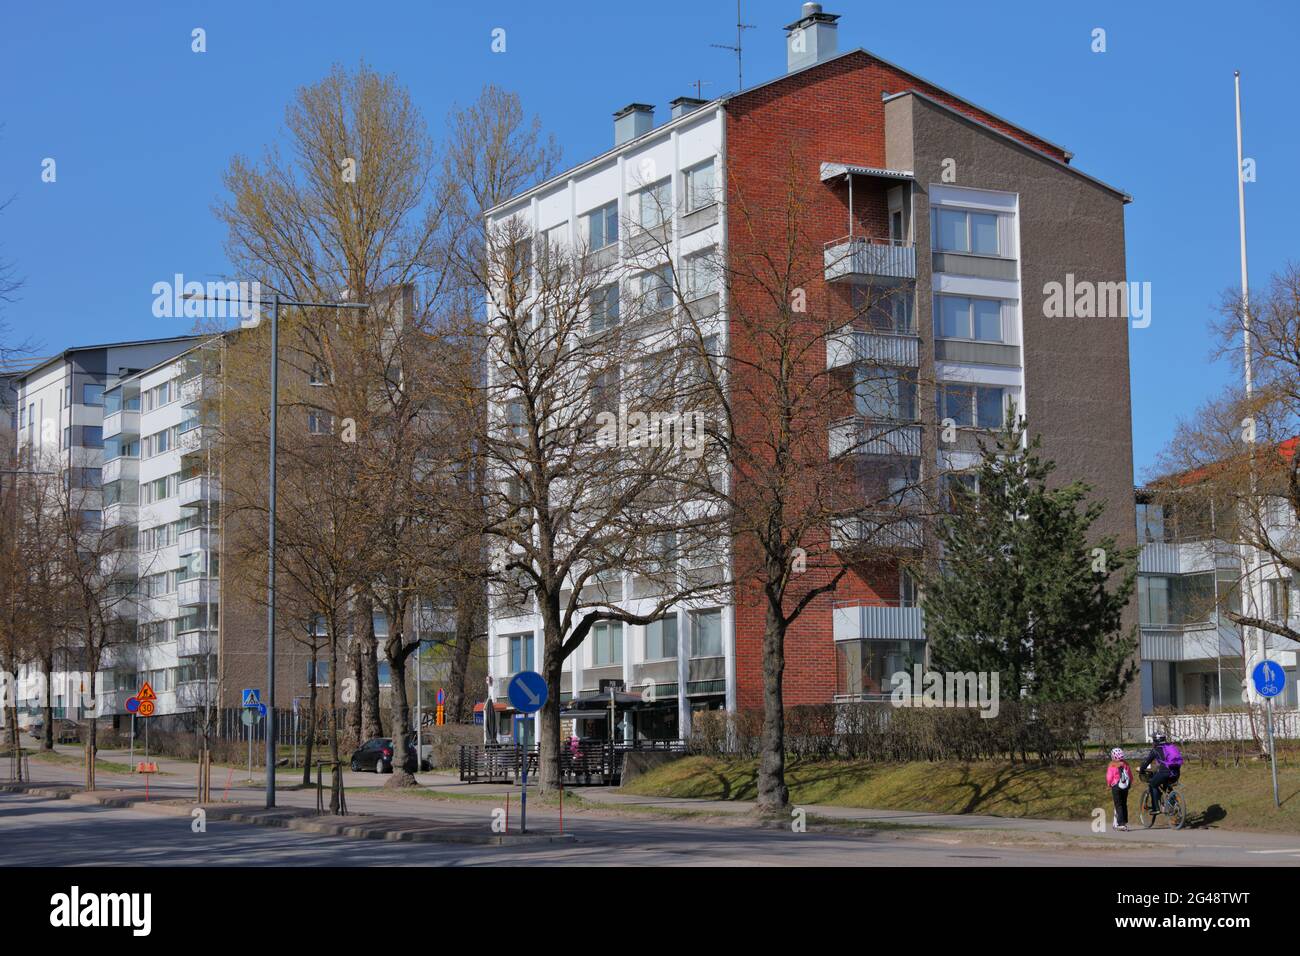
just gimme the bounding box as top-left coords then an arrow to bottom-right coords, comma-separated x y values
1106,747 -> 1132,831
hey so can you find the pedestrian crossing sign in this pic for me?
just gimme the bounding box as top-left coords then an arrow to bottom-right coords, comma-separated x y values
242,688 -> 261,707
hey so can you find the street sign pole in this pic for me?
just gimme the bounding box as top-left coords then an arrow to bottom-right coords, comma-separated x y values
506,671 -> 549,834
1267,696 -> 1279,808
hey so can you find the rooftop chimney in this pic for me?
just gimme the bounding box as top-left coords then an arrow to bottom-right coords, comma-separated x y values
614,103 -> 654,145
785,2 -> 840,73
669,96 -> 708,119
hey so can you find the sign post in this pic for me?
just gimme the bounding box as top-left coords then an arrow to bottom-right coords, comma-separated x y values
1252,660 -> 1286,808
506,671 -> 548,834
242,689 -> 262,784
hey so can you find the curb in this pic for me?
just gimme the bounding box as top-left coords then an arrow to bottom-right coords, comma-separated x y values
0,782 -> 573,846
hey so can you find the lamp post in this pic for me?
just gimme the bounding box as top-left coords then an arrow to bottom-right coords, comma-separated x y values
183,288 -> 368,807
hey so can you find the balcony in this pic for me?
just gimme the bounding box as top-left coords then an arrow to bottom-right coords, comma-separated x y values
101,409 -> 139,442
178,527 -> 214,556
824,236 -> 916,285
1141,622 -> 1243,663
178,475 -> 218,506
1138,539 -> 1239,576
178,629 -> 217,658
826,328 -> 920,370
177,577 -> 216,607
831,512 -> 924,552
829,416 -> 922,458
102,456 -> 138,485
833,602 -> 925,642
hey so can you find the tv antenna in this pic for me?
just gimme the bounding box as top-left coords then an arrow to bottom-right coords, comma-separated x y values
690,79 -> 712,99
710,0 -> 756,92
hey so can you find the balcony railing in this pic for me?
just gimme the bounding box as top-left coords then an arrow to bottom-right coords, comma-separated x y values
829,416 -> 922,458
833,601 -> 925,642
824,236 -> 916,284
178,577 -> 216,607
178,475 -> 217,506
826,328 -> 920,369
831,512 -> 924,552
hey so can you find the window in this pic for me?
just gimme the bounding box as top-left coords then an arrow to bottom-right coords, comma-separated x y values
589,283 -> 620,333
308,660 -> 330,687
637,179 -> 672,229
938,384 -> 1006,429
934,207 -> 1001,256
855,367 -> 916,421
935,294 -> 1004,343
1267,579 -> 1291,622
585,201 -> 618,251
309,363 -> 329,386
637,265 -> 674,314
82,383 -> 105,407
683,248 -> 717,300
62,426 -> 70,451
81,426 -> 104,449
684,159 -> 715,213
1136,503 -> 1166,543
142,426 -> 178,457
1138,576 -> 1171,626
591,367 -> 620,417
836,640 -> 923,697
645,616 -> 677,660
507,633 -> 534,674
79,510 -> 102,532
591,621 -> 623,666
690,609 -> 722,657
308,409 -> 333,435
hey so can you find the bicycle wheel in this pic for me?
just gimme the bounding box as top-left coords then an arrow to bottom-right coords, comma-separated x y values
1168,792 -> 1187,830
1139,790 -> 1156,828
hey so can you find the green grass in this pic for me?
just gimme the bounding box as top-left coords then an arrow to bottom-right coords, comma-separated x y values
31,749 -> 144,776
622,756 -> 1300,832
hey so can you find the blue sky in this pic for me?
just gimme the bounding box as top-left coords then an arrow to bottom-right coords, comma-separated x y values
1,0 -> 1296,480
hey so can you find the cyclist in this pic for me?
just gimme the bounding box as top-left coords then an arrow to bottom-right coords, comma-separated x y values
1139,732 -> 1184,816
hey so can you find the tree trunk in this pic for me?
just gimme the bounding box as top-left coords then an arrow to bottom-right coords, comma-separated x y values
756,600 -> 789,813
301,646 -> 318,787
41,655 -> 54,751
349,641 -> 363,745
384,649 -> 417,788
328,635 -> 341,813
7,700 -> 20,782
446,601 -> 477,723
538,605 -> 563,792
359,600 -> 383,739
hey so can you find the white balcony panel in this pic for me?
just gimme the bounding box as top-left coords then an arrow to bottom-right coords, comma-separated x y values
829,417 -> 922,458
177,577 -> 216,607
833,604 -> 925,642
178,476 -> 218,506
827,330 -> 920,369
824,237 -> 916,284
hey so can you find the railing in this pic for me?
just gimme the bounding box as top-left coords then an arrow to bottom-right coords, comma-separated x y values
832,601 -> 925,642
457,738 -> 688,785
824,235 -> 917,283
826,327 -> 920,369
829,416 -> 922,458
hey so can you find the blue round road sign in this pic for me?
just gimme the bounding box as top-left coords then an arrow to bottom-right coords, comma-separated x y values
1252,660 -> 1286,699
507,670 -> 548,714
125,696 -> 140,713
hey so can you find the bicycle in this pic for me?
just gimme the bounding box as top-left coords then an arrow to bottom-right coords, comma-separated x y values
1138,768 -> 1187,830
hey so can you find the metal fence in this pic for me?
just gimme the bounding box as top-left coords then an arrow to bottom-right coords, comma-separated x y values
457,738 -> 687,785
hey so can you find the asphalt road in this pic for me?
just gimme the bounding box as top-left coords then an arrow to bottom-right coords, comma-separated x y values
4,748 -> 1299,866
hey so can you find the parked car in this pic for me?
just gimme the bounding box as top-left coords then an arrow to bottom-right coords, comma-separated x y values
348,736 -> 423,774
29,719 -> 81,744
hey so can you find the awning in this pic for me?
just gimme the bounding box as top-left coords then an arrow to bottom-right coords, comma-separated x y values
820,162 -> 914,182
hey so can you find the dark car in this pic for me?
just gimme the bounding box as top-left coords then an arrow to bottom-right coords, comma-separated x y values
29,719 -> 81,744
348,736 -> 419,774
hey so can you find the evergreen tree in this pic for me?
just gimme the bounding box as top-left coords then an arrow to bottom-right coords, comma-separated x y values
919,415 -> 1137,704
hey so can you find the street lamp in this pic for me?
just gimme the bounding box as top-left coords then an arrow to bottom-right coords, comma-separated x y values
183,288 -> 368,808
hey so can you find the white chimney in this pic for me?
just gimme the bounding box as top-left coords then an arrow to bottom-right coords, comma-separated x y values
614,103 -> 654,145
670,96 -> 708,119
785,2 -> 840,73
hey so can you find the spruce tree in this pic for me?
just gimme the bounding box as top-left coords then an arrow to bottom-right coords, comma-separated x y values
919,416 -> 1137,704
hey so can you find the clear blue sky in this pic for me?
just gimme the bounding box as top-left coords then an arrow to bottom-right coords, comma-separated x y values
1,0 -> 1296,480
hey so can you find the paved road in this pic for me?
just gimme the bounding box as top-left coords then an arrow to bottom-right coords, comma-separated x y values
5,747 -> 1299,866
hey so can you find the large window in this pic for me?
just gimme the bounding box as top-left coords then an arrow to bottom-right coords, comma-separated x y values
936,294 -> 1005,343
938,384 -> 1007,429
645,616 -> 678,660
82,383 -> 105,407
934,207 -> 1001,256
591,621 -> 623,666
684,159 -> 715,213
81,426 -> 104,449
1136,503 -> 1167,543
855,368 -> 917,421
636,265 -> 674,314
507,633 -> 534,674
637,179 -> 671,229
585,201 -> 619,251
683,247 -> 717,300
589,283 -> 620,333
836,640 -> 923,697
691,608 -> 722,657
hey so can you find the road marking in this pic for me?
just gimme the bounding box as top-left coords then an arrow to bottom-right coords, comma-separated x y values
1247,849 -> 1300,854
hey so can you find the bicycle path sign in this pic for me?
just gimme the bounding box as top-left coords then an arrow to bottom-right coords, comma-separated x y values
1252,660 -> 1285,698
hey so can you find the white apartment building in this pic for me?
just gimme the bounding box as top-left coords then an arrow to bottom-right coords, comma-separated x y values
484,96 -> 730,745
6,336 -> 199,726
1137,494 -> 1300,712
97,341 -> 222,726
